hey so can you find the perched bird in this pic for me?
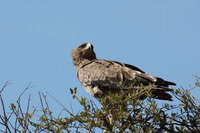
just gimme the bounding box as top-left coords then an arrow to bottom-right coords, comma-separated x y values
71,43 -> 176,101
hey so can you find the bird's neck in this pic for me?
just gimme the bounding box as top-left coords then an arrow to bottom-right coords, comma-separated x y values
74,58 -> 95,67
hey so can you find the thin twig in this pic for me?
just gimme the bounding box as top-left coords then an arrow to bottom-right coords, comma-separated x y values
0,81 -> 11,94
0,81 -> 12,133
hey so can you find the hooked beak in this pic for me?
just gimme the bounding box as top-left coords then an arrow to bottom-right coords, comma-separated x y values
85,43 -> 92,50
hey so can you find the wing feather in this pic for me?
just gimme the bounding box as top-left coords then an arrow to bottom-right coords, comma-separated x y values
78,60 -> 123,88
77,59 -> 158,90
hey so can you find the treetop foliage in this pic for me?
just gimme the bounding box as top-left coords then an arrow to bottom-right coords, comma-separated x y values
0,74 -> 200,133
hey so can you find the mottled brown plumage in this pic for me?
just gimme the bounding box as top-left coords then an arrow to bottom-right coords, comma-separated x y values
71,43 -> 176,101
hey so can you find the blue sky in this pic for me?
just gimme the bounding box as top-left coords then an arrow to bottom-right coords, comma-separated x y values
0,0 -> 200,129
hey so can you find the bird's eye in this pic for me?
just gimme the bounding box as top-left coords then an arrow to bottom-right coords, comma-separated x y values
78,44 -> 86,49
81,44 -> 86,48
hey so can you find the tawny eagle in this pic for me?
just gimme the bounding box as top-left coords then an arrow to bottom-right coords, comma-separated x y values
71,43 -> 176,101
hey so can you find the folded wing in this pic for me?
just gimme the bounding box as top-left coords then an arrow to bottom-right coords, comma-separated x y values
77,59 -> 175,100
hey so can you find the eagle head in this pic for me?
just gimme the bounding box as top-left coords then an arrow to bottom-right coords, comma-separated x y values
71,43 -> 97,66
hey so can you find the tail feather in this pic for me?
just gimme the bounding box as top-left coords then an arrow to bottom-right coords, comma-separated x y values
164,80 -> 176,86
152,86 -> 173,91
152,90 -> 173,101
134,86 -> 174,101
156,77 -> 176,86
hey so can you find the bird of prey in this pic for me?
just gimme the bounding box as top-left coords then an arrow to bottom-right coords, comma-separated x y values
71,43 -> 176,101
